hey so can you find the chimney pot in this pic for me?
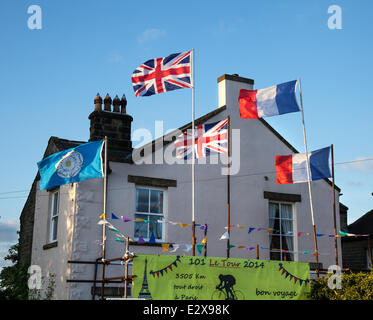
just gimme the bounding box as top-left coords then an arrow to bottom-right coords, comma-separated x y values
120,94 -> 127,114
113,95 -> 120,112
94,93 -> 102,111
104,93 -> 112,111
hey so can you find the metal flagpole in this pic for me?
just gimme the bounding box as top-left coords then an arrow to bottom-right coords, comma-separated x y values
331,144 -> 339,266
226,116 -> 231,258
191,49 -> 196,256
297,78 -> 320,275
101,136 -> 108,299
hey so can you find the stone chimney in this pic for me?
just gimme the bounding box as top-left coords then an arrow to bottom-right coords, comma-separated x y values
89,93 -> 133,153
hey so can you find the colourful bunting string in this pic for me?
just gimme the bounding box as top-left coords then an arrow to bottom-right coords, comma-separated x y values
99,214 -> 369,240
278,263 -> 310,287
150,256 -> 181,278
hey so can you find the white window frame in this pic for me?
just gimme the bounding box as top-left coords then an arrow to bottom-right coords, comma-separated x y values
268,201 -> 296,261
134,186 -> 167,242
49,190 -> 59,243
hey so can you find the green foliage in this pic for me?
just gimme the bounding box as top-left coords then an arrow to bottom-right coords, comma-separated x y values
0,243 -> 29,300
311,271 -> 373,300
29,273 -> 56,300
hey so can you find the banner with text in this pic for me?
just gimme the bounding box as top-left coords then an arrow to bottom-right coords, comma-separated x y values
132,254 -> 310,300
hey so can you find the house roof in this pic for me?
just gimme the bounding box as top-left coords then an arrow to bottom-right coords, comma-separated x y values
348,210 -> 373,235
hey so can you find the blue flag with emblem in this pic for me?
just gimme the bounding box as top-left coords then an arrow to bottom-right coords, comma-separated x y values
37,140 -> 104,190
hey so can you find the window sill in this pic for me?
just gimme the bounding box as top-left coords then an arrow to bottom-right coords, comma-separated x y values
130,241 -> 170,247
43,241 -> 58,250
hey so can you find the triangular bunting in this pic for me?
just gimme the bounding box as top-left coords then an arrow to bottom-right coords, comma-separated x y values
149,233 -> 156,244
196,244 -> 204,254
162,243 -> 170,252
138,234 -> 145,244
121,216 -> 131,222
219,231 -> 229,240
99,213 -> 106,219
111,213 -> 119,220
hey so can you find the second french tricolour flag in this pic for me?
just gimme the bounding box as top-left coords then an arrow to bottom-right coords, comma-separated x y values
275,147 -> 331,184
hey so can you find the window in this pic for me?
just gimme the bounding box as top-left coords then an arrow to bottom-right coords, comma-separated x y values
367,247 -> 373,269
269,202 -> 295,261
49,191 -> 59,243
134,187 -> 165,241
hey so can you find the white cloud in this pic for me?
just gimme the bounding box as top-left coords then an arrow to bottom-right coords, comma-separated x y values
137,28 -> 166,44
0,220 -> 19,243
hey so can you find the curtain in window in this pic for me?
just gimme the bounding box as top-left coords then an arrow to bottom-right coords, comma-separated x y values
280,204 -> 294,255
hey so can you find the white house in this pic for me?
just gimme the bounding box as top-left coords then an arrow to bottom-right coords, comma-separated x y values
20,74 -> 343,300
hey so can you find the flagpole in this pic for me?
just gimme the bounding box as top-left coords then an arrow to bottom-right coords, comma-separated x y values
101,136 -> 108,299
191,48 -> 196,256
226,116 -> 231,258
331,144 -> 339,266
297,78 -> 320,275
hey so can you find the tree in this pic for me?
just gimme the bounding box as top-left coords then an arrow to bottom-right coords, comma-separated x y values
0,243 -> 29,300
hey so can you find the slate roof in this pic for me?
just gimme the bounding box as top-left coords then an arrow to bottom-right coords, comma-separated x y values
348,210 -> 373,235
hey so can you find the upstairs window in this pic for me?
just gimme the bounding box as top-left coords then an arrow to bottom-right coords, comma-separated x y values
269,202 -> 295,261
49,190 -> 59,243
134,187 -> 165,242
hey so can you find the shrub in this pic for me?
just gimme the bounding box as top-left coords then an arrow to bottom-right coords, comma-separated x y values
310,271 -> 373,300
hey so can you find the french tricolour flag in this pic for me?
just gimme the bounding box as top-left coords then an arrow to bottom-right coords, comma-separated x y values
275,147 -> 331,184
239,80 -> 300,119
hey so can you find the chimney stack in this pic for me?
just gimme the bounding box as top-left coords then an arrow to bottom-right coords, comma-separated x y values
217,74 -> 254,109
89,93 -> 133,154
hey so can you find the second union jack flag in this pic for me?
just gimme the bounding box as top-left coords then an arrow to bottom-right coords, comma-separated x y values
174,118 -> 228,159
131,51 -> 192,97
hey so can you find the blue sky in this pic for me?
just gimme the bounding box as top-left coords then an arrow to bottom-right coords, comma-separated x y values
0,0 -> 372,266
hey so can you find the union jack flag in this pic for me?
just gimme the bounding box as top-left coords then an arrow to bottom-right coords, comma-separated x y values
174,118 -> 228,159
131,51 -> 192,97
